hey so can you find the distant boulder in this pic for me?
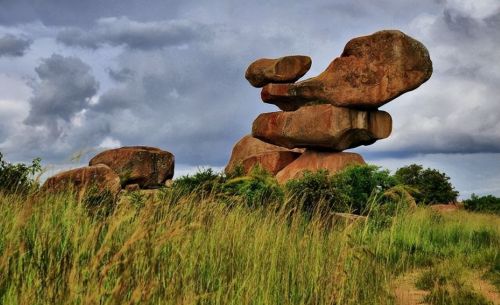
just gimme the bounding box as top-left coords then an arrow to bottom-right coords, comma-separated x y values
42,164 -> 121,199
89,146 -> 174,189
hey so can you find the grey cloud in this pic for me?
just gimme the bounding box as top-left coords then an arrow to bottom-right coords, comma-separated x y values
24,54 -> 99,136
0,34 -> 32,57
107,67 -> 135,82
0,0 -> 185,26
57,17 -> 213,50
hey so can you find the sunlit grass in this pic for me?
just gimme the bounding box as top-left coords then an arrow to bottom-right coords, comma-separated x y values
0,190 -> 498,304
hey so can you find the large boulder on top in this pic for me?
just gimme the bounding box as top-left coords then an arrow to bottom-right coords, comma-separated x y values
245,55 -> 312,87
225,135 -> 302,175
89,146 -> 174,189
276,151 -> 365,184
252,104 -> 392,151
261,30 -> 432,110
41,164 -> 121,199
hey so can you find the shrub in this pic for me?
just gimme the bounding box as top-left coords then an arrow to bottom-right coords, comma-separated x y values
171,168 -> 224,196
285,170 -> 349,213
332,164 -> 397,214
395,164 -> 458,204
223,166 -> 283,206
285,165 -> 398,215
0,152 -> 42,194
463,193 -> 500,215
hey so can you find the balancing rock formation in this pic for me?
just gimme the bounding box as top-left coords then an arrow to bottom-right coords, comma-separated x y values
226,30 -> 432,183
42,146 -> 175,199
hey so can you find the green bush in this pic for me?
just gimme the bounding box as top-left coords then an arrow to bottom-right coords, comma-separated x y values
170,167 -> 283,207
464,194 -> 500,215
395,164 -> 458,204
285,170 -> 348,213
0,152 -> 42,194
223,166 -> 283,206
332,164 -> 397,214
172,168 -> 224,196
285,165 -> 397,215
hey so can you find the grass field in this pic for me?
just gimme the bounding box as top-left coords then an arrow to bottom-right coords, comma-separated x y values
0,189 -> 498,305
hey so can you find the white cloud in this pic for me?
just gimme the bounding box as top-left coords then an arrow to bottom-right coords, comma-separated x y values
98,136 -> 121,149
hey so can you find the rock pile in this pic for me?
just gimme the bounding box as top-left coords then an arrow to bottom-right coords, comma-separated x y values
42,146 -> 175,198
226,30 -> 432,183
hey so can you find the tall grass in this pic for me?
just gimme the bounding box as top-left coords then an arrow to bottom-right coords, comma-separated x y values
0,190 -> 498,305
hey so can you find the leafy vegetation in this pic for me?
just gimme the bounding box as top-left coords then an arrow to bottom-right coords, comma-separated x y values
395,164 -> 459,204
0,152 -> 42,194
0,188 -> 498,305
285,165 -> 397,214
1,158 -> 499,304
464,193 -> 500,215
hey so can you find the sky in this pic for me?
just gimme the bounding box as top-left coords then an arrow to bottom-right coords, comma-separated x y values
0,0 -> 499,199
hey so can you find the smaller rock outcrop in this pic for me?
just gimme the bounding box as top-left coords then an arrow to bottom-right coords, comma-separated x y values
41,164 -> 121,199
89,146 -> 174,189
245,55 -> 312,87
275,151 -> 365,184
252,104 -> 392,151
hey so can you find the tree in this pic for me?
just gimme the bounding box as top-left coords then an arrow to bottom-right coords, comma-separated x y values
395,164 -> 458,204
0,152 -> 42,194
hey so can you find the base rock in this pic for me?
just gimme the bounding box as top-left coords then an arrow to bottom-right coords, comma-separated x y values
275,151 -> 365,184
225,135 -> 303,175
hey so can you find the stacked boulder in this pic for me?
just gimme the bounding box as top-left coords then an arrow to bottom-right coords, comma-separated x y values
42,146 -> 175,199
226,30 -> 432,183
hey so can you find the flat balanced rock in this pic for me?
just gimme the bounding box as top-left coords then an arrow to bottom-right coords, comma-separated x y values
225,135 -> 302,175
42,164 -> 121,198
276,151 -> 365,184
261,30 -> 432,110
252,104 -> 392,151
89,146 -> 174,189
245,55 -> 312,88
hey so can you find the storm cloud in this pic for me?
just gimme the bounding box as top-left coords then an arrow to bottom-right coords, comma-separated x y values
24,54 -> 99,136
0,0 -> 499,196
56,17 -> 213,50
0,34 -> 32,57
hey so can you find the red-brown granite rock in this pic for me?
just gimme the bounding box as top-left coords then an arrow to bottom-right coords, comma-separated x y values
245,55 -> 311,87
89,146 -> 174,189
276,151 -> 365,184
261,30 -> 432,110
252,104 -> 392,151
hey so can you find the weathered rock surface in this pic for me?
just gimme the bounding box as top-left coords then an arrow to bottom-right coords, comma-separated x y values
252,104 -> 392,151
89,146 -> 174,189
276,151 -> 365,184
42,164 -> 121,198
261,30 -> 432,110
245,55 -> 312,87
241,151 -> 301,175
225,135 -> 303,175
